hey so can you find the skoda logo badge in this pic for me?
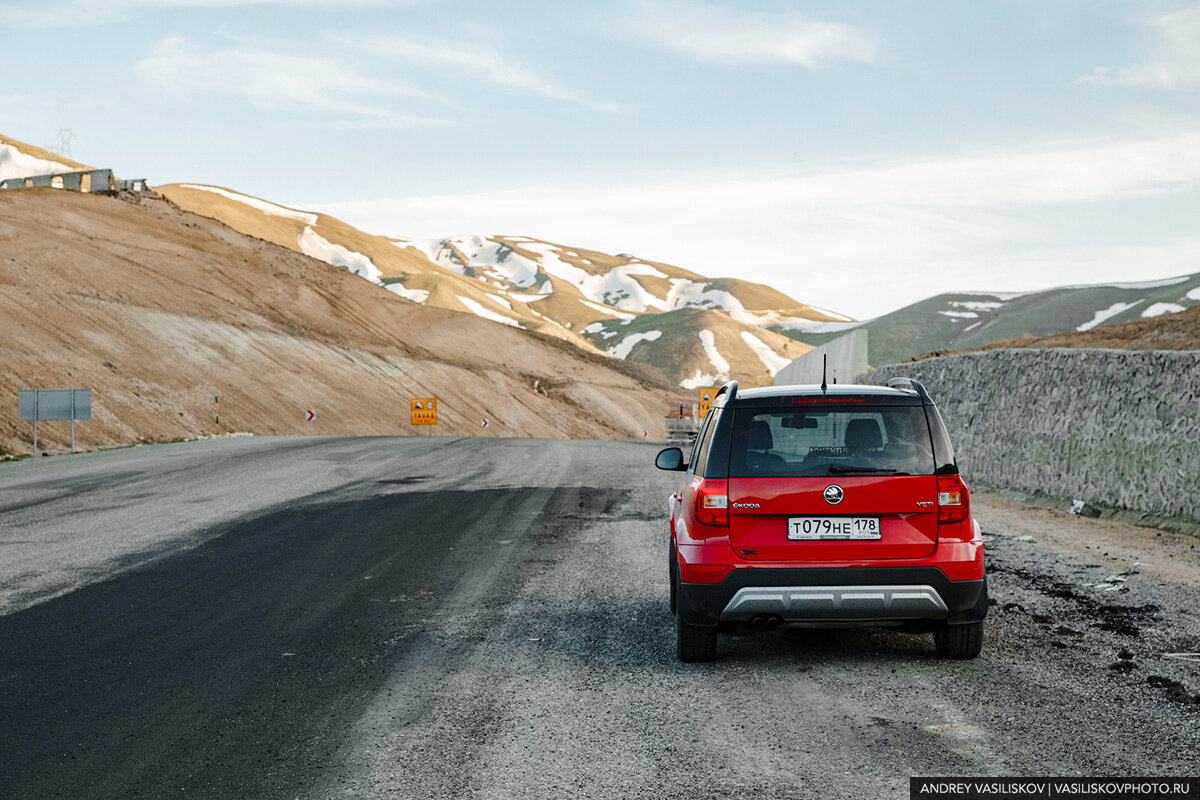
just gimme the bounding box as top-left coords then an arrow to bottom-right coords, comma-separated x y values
824,485 -> 844,505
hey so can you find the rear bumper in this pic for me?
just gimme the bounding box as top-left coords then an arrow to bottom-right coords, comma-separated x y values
678,566 -> 987,628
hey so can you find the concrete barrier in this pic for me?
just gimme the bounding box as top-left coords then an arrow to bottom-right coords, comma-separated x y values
861,349 -> 1200,521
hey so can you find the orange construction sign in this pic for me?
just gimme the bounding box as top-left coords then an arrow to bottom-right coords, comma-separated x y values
410,397 -> 438,425
697,387 -> 719,419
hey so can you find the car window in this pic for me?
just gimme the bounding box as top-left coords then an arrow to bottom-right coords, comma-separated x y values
728,406 -> 935,477
686,410 -> 710,472
693,407 -> 722,476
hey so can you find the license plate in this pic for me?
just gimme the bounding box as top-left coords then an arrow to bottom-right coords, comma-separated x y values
787,516 -> 881,540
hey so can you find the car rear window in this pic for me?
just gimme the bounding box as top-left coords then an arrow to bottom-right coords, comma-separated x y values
728,406 -> 936,477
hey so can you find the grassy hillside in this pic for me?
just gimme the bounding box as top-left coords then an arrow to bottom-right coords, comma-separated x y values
778,275 -> 1200,367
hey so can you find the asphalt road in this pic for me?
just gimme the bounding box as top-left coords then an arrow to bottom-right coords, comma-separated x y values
1,437 -> 1197,799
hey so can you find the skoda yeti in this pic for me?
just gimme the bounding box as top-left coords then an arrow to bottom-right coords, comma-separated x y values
655,378 -> 987,662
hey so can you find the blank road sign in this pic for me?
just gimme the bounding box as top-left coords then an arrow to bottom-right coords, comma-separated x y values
410,398 -> 438,425
18,388 -> 91,421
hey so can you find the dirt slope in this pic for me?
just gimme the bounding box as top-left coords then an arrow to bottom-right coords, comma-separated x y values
0,189 -> 677,456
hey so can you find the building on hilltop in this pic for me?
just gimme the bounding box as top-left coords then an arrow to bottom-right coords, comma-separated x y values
0,169 -> 150,194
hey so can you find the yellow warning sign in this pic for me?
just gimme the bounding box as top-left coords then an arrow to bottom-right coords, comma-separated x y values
410,398 -> 438,426
697,387 -> 720,419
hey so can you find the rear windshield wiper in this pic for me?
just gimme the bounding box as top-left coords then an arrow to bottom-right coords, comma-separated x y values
827,466 -> 910,475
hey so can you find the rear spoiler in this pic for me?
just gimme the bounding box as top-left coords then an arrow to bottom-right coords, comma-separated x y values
886,377 -> 931,402
715,380 -> 738,406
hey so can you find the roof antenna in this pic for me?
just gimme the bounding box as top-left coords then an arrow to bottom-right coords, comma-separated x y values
820,354 -> 828,393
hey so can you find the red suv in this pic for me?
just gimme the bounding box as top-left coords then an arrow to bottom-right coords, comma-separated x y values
655,379 -> 986,662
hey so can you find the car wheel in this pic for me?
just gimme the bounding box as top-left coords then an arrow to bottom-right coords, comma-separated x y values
934,620 -> 984,659
676,613 -> 717,662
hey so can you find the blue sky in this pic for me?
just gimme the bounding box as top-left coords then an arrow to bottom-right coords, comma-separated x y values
3,0 -> 1199,318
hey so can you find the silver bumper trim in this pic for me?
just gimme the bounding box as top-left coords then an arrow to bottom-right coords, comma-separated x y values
720,584 -> 949,622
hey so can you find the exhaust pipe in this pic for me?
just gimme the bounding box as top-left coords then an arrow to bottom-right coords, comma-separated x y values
766,616 -> 780,630
751,615 -> 767,630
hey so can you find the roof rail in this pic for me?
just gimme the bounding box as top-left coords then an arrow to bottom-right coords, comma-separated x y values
886,377 -> 931,401
714,380 -> 738,405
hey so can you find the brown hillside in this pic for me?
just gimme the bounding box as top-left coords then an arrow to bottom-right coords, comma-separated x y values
0,188 -> 676,456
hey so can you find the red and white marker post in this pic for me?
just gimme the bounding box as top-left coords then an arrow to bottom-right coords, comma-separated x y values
306,409 -> 316,435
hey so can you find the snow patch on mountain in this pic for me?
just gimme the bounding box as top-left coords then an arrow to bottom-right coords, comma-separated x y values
607,330 -> 662,359
1078,301 -> 1143,331
390,237 -> 443,263
777,319 -> 864,334
680,370 -> 721,390
1142,302 -> 1186,318
1187,287 -> 1200,301
298,227 -> 381,283
181,184 -> 319,225
938,299 -> 1007,320
951,300 -> 1005,312
672,284 -> 829,328
457,296 -> 522,328
386,284 -> 429,303
518,242 -> 673,312
0,143 -> 72,181
698,330 -> 730,378
441,236 -> 542,289
580,299 -> 635,320
740,332 -> 791,377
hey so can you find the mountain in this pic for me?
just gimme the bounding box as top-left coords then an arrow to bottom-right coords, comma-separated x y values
0,133 -> 92,181
157,184 -> 847,388
777,275 -> 1200,368
956,305 -> 1200,354
0,187 -> 676,456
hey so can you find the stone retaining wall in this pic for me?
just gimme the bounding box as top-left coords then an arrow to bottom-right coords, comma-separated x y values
860,349 -> 1200,521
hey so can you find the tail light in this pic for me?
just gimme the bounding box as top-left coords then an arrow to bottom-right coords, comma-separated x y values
694,479 -> 728,526
937,475 -> 969,525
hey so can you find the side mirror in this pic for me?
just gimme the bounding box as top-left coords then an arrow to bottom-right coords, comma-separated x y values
655,447 -> 686,471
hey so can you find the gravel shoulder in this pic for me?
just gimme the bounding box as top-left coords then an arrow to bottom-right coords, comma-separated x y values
972,491 -> 1200,586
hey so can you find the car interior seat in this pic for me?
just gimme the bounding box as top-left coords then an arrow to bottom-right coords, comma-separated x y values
743,420 -> 786,471
844,418 -> 883,453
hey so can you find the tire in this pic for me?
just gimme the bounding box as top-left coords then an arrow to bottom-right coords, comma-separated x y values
676,613 -> 717,662
934,620 -> 984,659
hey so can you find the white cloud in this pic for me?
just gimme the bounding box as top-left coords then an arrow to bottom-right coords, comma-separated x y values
1078,5 -> 1200,90
314,131 -> 1200,318
134,36 -> 445,126
628,0 -> 877,67
350,35 -> 619,111
0,0 -> 386,28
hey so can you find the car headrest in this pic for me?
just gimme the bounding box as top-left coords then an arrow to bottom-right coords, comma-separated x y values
747,420 -> 773,451
845,418 -> 882,450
